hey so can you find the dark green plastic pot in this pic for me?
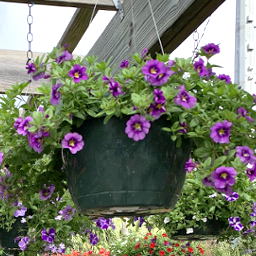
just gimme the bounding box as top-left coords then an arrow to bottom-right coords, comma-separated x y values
171,218 -> 228,240
63,116 -> 191,217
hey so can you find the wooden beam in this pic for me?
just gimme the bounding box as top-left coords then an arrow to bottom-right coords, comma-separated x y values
57,8 -> 99,53
87,0 -> 226,73
0,0 -> 123,10
0,0 -> 124,10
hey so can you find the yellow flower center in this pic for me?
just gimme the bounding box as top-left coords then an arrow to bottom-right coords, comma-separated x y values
74,72 -> 80,78
197,66 -> 201,73
150,68 -> 157,74
43,191 -> 49,196
182,95 -> 187,102
157,104 -> 162,109
158,73 -> 164,78
218,129 -> 225,135
221,172 -> 228,179
248,171 -> 252,175
243,153 -> 249,157
134,123 -> 141,131
69,139 -> 75,147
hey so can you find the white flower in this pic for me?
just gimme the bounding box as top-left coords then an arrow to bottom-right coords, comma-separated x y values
209,192 -> 217,198
28,215 -> 33,219
136,238 -> 140,242
117,250 -> 121,253
164,217 -> 170,224
20,217 -> 26,223
202,217 -> 207,222
121,240 -> 127,245
186,228 -> 194,234
192,216 -> 196,219
55,215 -> 62,220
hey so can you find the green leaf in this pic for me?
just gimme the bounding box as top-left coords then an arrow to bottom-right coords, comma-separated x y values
103,114 -> 113,124
204,157 -> 212,169
131,93 -> 141,105
213,156 -> 227,167
194,147 -> 211,158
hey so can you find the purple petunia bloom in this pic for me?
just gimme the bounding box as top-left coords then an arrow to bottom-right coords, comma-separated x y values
242,229 -> 255,236
96,217 -> 109,229
109,80 -> 125,98
178,122 -> 189,134
39,184 -> 55,201
185,158 -> 196,173
68,64 -> 88,83
236,146 -> 256,165
14,202 -> 27,217
14,117 -> 23,129
194,58 -> 208,77
247,164 -> 256,181
17,116 -> 33,136
202,175 -> 214,187
28,133 -> 44,154
56,51 -> 72,64
120,60 -> 129,68
141,48 -> 148,59
250,221 -> 256,227
203,43 -> 220,55
174,85 -> 197,109
59,205 -> 76,221
125,114 -> 151,141
62,132 -> 84,154
147,103 -> 166,119
153,89 -> 166,104
210,120 -> 232,144
18,237 -> 30,251
228,216 -> 244,231
224,192 -> 239,201
217,74 -> 231,84
237,107 -> 253,122
211,166 -> 237,189
26,62 -> 36,74
0,152 -> 3,166
252,94 -> 256,103
50,83 -> 62,106
41,228 -> 55,243
90,233 -> 98,246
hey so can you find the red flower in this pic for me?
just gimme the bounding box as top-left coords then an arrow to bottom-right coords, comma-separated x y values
159,251 -> 165,256
147,232 -> 152,236
175,243 -> 180,247
149,249 -> 154,254
164,241 -> 168,245
144,236 -> 148,240
181,249 -> 186,253
154,236 -> 157,239
134,242 -> 140,249
167,248 -> 172,252
200,248 -> 204,254
144,244 -> 148,247
99,249 -> 105,254
150,243 -> 156,248
188,247 -> 193,253
162,233 -> 167,237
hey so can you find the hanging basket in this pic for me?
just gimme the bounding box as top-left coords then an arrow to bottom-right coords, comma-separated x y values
171,218 -> 228,241
63,116 -> 191,217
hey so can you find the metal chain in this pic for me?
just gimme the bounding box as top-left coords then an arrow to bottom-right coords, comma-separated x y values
27,1 -> 34,64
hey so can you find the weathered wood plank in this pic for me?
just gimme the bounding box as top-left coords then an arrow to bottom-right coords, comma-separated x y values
57,8 -> 99,53
0,0 -> 123,10
87,0 -> 225,73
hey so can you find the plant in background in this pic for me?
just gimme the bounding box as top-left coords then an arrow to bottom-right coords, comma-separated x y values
147,171 -> 256,240
0,42 -> 255,253
110,231 -> 205,256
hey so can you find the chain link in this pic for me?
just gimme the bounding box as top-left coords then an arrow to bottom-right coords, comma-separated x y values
27,2 -> 34,63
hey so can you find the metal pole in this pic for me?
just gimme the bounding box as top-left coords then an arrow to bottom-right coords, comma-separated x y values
235,0 -> 255,93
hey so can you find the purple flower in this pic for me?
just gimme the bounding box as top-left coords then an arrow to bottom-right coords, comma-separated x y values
174,85 -> 197,109
236,146 -> 256,165
39,184 -> 55,200
224,192 -> 239,201
90,233 -> 98,246
26,62 -> 36,74
68,64 -> 88,83
202,175 -> 214,187
61,132 -> 84,154
102,75 -> 111,83
252,94 -> 256,103
14,117 -> 23,129
96,217 -> 109,229
252,202 -> 256,213
211,166 -> 237,189
194,58 -> 208,77
178,122 -> 189,134
56,51 -> 72,64
125,114 -> 151,141
153,89 -> 166,104
59,205 -> 76,221
217,74 -> 231,84
242,229 -> 255,236
18,237 -> 30,251
247,164 -> 256,181
120,60 -> 129,68
215,184 -> 233,196
147,103 -> 166,119
141,48 -> 148,59
50,83 -> 62,106
185,158 -> 196,172
28,133 -> 44,154
203,43 -> 220,55
17,116 -> 33,136
210,120 -> 232,144
57,243 -> 66,253
250,221 -> 256,227
228,217 -> 244,231
109,80 -> 124,97
14,202 -> 27,217
167,60 -> 175,67
0,152 -> 3,166
237,107 -> 253,122
41,228 -> 55,243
